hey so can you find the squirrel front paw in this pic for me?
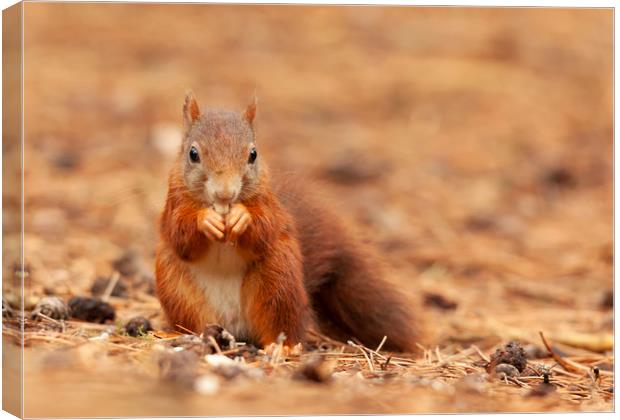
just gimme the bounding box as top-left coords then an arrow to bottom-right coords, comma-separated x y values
197,207 -> 226,242
226,203 -> 252,242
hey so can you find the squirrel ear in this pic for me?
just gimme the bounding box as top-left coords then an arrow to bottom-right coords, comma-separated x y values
243,94 -> 257,125
183,91 -> 200,128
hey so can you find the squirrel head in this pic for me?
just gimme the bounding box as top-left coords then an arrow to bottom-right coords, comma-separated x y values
179,92 -> 261,215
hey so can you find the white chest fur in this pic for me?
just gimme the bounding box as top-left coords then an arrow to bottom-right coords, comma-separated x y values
188,243 -> 249,338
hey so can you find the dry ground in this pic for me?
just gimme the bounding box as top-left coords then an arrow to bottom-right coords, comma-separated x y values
2,4 -> 613,417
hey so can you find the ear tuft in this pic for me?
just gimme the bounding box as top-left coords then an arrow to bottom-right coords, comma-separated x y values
183,91 -> 201,128
243,93 -> 258,125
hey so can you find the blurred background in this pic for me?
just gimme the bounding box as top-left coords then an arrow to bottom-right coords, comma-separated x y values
4,3 -> 613,416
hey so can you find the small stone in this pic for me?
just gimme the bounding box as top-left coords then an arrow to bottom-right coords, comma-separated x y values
495,363 -> 520,379
31,297 -> 70,321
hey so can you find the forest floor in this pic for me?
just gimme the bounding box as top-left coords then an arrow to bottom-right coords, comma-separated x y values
3,4 -> 613,416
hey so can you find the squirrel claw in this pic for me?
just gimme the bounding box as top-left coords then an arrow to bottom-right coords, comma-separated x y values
226,203 -> 252,242
197,208 -> 226,242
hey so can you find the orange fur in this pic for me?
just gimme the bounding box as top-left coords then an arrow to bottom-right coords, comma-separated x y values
238,186 -> 311,345
155,244 -> 215,333
159,170 -> 210,262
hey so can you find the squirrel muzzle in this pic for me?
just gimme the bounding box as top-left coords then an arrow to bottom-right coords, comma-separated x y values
207,174 -> 241,216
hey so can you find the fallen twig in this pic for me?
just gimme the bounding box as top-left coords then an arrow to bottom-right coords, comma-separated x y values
101,271 -> 121,303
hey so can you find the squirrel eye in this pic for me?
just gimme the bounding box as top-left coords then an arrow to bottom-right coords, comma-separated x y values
248,147 -> 257,164
189,146 -> 200,163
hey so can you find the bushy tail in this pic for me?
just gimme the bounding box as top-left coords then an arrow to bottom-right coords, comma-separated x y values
309,247 -> 421,353
275,178 -> 421,353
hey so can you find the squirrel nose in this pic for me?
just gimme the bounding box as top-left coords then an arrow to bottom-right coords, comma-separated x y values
215,190 -> 235,203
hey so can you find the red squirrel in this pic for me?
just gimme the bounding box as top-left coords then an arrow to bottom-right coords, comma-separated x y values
155,92 -> 420,352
